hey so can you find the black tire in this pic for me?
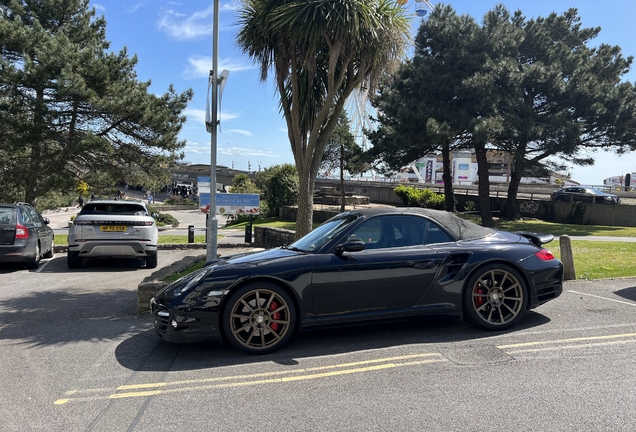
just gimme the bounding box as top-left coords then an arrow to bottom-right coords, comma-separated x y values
26,242 -> 40,269
42,238 -> 54,259
146,251 -> 158,269
222,282 -> 296,354
463,264 -> 528,331
67,251 -> 82,269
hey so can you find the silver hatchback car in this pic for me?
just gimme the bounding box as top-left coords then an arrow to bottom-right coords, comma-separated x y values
67,200 -> 159,269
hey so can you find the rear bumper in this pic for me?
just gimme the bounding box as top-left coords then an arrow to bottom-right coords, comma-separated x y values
0,242 -> 36,263
69,241 -> 157,258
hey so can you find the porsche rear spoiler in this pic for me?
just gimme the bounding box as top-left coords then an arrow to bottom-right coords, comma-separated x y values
516,231 -> 554,247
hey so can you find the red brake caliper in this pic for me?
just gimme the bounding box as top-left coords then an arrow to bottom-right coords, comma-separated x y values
474,284 -> 485,307
269,300 -> 280,331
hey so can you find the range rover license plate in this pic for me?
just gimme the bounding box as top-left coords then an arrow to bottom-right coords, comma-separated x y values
100,226 -> 126,232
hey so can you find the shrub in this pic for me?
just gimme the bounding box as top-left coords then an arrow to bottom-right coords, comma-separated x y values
393,185 -> 445,210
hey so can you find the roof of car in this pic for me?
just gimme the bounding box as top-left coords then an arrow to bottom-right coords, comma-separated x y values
341,207 -> 494,241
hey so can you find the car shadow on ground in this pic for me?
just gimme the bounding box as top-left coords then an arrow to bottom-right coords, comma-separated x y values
28,255 -> 148,273
114,311 -> 551,372
614,286 -> 636,302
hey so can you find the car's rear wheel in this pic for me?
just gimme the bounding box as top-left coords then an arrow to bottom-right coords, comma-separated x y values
463,264 -> 527,330
222,282 -> 295,354
67,251 -> 82,269
146,251 -> 158,269
26,242 -> 40,269
42,239 -> 54,259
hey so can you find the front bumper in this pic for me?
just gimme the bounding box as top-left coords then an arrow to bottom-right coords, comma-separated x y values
150,298 -> 222,344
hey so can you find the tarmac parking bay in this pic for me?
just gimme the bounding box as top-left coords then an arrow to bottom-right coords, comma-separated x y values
1,253 -> 635,431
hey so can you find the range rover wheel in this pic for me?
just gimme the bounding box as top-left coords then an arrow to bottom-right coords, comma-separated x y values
146,251 -> 158,269
67,251 -> 82,269
463,264 -> 528,331
222,282 -> 296,354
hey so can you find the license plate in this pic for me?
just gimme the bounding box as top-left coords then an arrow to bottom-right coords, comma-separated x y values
100,225 -> 127,232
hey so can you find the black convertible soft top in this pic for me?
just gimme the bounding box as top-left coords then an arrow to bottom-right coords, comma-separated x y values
346,207 -> 494,241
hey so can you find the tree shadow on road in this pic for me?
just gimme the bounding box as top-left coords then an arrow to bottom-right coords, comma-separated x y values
614,286 -> 636,302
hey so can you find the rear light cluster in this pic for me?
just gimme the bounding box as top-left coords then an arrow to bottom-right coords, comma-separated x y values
15,223 -> 29,239
534,248 -> 555,261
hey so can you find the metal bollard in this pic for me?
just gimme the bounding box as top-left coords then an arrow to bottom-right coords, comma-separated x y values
244,225 -> 252,243
188,225 -> 195,243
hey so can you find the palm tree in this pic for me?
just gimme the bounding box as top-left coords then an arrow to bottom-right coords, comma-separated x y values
237,0 -> 411,238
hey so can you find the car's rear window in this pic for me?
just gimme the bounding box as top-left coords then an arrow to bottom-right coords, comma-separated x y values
79,203 -> 147,216
0,207 -> 16,224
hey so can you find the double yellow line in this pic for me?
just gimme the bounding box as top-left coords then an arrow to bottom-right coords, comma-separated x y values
54,353 -> 446,405
54,332 -> 636,405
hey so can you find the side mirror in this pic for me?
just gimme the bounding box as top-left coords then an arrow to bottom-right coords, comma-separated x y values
151,212 -> 159,219
43,217 -> 50,225
335,239 -> 366,255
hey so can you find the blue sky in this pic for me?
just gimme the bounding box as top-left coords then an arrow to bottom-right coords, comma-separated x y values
91,0 -> 636,185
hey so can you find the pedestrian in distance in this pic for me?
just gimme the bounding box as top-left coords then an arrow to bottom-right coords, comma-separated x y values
78,196 -> 84,208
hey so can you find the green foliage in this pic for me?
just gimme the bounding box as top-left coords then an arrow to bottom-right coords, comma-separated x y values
154,212 -> 179,227
164,195 -> 196,206
230,174 -> 260,194
0,0 -> 193,205
463,201 -> 477,212
320,111 -> 367,176
236,0 -> 412,238
253,164 -> 299,217
393,185 -> 445,210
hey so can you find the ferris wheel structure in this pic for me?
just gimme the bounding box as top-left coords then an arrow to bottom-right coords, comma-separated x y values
345,0 -> 435,178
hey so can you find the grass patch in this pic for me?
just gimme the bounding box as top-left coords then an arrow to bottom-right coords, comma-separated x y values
222,217 -> 321,231
549,240 -> 636,280
162,260 -> 207,283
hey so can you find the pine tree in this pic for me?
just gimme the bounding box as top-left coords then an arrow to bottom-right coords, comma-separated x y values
0,0 -> 193,204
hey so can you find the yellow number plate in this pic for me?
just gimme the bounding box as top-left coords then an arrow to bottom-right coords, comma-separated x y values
100,226 -> 127,232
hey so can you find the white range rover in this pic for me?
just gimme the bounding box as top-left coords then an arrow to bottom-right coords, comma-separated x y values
67,200 -> 159,269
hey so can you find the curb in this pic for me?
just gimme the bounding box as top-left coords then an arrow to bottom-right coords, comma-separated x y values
53,242 -> 259,253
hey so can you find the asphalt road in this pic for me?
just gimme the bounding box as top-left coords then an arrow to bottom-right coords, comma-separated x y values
1,252 -> 636,431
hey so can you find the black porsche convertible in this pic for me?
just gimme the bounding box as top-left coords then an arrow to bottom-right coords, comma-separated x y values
151,207 -> 563,354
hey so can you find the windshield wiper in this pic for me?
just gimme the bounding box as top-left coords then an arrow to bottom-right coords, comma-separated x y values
283,245 -> 309,253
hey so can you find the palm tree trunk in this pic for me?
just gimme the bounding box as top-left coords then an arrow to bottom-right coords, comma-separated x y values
296,168 -> 314,239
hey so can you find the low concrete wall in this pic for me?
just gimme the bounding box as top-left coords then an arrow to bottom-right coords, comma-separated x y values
253,226 -> 296,249
137,254 -> 205,312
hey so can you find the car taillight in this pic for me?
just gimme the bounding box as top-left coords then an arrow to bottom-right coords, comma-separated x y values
134,221 -> 155,227
15,223 -> 29,239
535,248 -> 555,261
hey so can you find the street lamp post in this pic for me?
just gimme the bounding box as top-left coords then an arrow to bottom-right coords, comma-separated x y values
206,0 -> 220,262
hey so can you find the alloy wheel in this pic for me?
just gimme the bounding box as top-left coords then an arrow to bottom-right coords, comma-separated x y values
470,268 -> 525,327
226,287 -> 293,352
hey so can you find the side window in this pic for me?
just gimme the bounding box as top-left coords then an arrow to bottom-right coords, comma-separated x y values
347,218 -> 383,248
27,207 -> 44,225
20,207 -> 34,225
425,222 -> 452,245
347,215 -> 428,249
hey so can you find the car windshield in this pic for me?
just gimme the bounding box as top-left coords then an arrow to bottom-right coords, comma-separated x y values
288,214 -> 359,253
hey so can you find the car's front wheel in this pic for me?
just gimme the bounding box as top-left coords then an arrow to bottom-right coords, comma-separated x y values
67,251 -> 82,269
463,264 -> 528,330
222,282 -> 296,354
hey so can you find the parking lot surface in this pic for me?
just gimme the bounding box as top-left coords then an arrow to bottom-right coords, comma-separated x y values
1,251 -> 636,431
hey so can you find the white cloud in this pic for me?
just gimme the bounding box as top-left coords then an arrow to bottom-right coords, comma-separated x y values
219,146 -> 279,157
185,108 -> 239,125
226,129 -> 252,136
93,4 -> 106,11
182,55 -> 253,80
157,6 -> 213,40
